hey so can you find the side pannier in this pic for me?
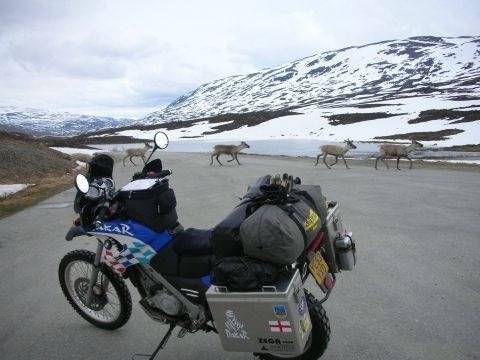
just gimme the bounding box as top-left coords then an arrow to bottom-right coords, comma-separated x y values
118,178 -> 178,232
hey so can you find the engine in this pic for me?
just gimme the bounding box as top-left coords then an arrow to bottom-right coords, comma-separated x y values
146,288 -> 185,317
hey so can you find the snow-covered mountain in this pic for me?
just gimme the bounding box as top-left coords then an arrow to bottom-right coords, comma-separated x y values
0,107 -> 133,136
4,36 -> 478,146
143,36 -> 479,123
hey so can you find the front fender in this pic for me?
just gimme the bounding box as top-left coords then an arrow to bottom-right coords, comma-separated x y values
65,226 -> 87,241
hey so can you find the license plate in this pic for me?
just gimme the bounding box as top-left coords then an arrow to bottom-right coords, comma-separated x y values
309,251 -> 329,285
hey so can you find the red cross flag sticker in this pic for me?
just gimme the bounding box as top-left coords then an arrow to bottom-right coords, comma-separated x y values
269,320 -> 292,333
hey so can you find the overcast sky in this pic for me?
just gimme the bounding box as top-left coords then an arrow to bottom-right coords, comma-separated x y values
0,0 -> 479,119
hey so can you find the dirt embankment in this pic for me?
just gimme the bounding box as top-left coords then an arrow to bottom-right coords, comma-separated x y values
0,131 -> 77,218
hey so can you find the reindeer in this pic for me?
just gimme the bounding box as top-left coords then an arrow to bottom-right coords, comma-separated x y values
123,142 -> 153,166
375,140 -> 423,170
210,141 -> 250,166
70,153 -> 92,163
315,139 -> 357,169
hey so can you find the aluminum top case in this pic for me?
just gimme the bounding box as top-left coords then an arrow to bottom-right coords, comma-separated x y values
206,270 -> 312,355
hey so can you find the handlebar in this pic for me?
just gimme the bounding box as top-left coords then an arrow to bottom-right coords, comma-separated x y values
132,169 -> 172,181
155,169 -> 172,178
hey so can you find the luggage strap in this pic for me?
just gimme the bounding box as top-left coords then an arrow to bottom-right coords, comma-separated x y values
291,190 -> 318,215
280,204 -> 308,250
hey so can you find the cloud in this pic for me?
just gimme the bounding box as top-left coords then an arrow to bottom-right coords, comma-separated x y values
6,36 -> 127,79
0,0 -> 478,118
0,0 -> 72,28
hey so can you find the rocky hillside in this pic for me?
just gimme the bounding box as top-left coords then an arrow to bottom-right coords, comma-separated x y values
0,131 -> 74,183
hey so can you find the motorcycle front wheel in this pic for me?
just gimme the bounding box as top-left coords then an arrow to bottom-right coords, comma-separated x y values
59,249 -> 132,330
256,292 -> 330,360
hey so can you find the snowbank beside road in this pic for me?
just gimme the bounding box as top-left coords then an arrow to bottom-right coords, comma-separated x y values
422,159 -> 480,165
0,184 -> 34,198
50,147 -> 99,155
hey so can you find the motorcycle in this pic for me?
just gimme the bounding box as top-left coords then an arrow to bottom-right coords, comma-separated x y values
59,131 -> 356,360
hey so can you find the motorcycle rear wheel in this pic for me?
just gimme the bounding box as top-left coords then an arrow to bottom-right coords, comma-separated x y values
255,292 -> 330,360
59,249 -> 132,330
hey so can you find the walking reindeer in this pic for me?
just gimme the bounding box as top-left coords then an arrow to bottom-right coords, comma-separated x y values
210,141 -> 250,166
123,143 -> 153,166
375,140 -> 423,170
315,139 -> 357,169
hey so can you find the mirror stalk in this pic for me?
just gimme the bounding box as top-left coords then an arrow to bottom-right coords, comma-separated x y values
141,132 -> 169,173
142,145 -> 158,173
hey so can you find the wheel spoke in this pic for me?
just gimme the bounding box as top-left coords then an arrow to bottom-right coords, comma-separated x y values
103,306 -> 115,319
64,260 -> 121,323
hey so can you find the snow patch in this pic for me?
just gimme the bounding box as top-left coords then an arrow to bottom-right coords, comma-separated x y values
50,147 -> 100,155
0,184 -> 34,198
422,159 -> 480,165
111,96 -> 480,147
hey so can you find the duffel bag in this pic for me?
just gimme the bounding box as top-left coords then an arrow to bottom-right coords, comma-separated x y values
239,195 -> 321,265
291,184 -> 328,222
210,203 -> 248,259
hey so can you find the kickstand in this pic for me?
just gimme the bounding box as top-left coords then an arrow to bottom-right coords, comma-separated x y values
147,324 -> 175,360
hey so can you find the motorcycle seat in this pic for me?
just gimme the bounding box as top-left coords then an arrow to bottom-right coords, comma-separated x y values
172,228 -> 213,256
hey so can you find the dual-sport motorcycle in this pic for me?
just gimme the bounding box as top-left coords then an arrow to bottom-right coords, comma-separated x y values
59,132 -> 356,360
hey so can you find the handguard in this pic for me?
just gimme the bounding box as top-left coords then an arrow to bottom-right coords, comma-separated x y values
65,226 -> 87,241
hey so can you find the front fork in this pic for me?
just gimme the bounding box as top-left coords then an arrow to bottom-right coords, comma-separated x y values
85,240 -> 110,307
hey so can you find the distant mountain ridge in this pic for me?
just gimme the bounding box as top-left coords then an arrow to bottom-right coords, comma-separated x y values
142,36 -> 480,124
0,106 -> 133,136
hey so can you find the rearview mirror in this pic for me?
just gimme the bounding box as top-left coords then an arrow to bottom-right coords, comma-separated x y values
74,174 -> 90,194
154,132 -> 169,149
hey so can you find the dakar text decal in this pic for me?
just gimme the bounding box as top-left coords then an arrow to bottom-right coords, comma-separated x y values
95,223 -> 133,236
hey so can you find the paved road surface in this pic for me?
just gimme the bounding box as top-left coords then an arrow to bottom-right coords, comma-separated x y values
1,153 -> 479,360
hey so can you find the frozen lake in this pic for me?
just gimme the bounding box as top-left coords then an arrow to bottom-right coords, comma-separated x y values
92,139 -> 480,160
